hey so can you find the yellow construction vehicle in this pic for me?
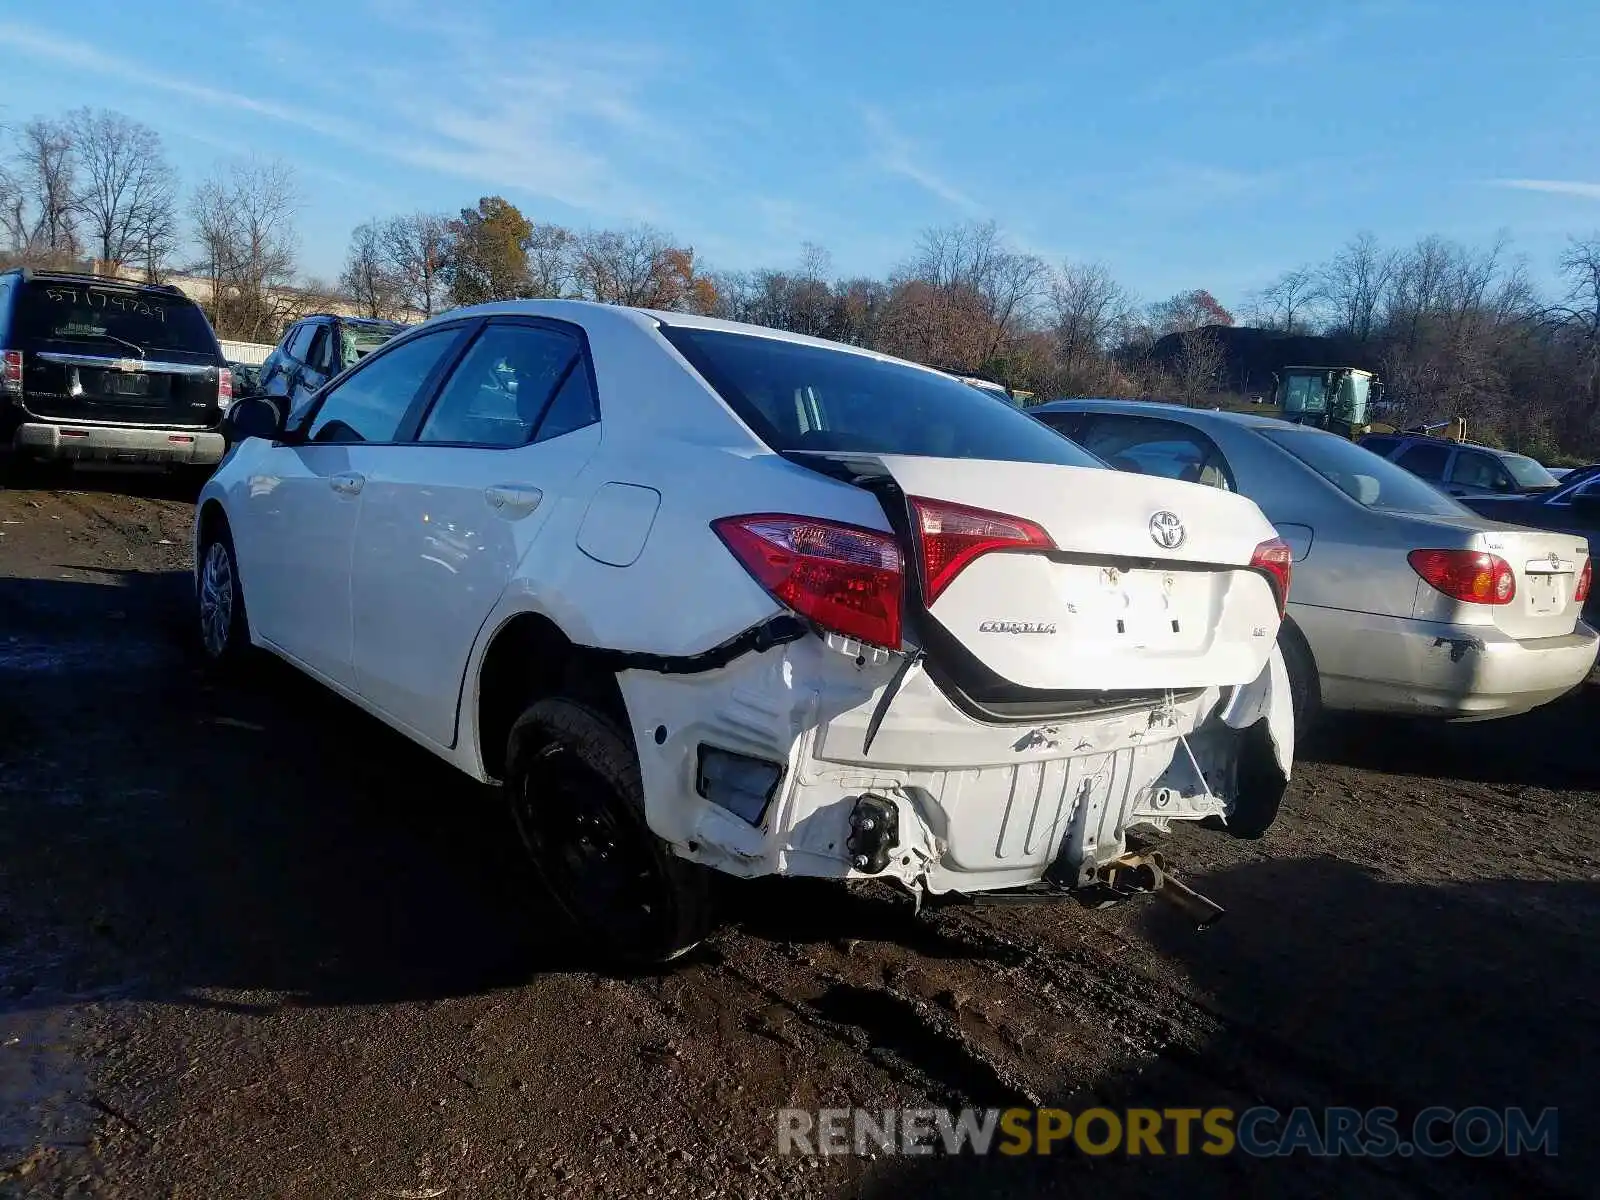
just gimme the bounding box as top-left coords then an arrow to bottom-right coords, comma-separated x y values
1273,365 -> 1381,438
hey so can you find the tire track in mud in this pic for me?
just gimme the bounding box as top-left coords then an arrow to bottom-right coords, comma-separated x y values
627,889 -> 1573,1199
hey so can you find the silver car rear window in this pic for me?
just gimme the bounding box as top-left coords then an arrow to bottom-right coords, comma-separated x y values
1259,427 -> 1470,517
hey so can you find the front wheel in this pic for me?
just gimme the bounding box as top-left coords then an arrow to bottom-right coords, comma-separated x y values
197,524 -> 251,667
505,697 -> 713,964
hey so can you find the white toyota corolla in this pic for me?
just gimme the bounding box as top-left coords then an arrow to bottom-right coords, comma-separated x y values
197,302 -> 1295,961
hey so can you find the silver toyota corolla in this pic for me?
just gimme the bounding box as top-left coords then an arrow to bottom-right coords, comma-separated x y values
1033,400 -> 1599,733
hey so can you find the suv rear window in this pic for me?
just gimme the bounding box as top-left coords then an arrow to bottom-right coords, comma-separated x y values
17,281 -> 219,359
662,326 -> 1101,467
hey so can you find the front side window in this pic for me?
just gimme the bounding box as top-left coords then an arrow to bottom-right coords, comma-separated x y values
1497,452 -> 1559,490
418,324 -> 584,447
285,323 -> 315,361
1447,451 -> 1512,491
305,328 -> 461,444
1072,415 -> 1233,490
1261,428 -> 1469,517
1395,441 -> 1450,480
662,325 -> 1102,467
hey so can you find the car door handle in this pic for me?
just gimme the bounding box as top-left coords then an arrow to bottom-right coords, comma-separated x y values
484,484 -> 543,518
329,472 -> 365,497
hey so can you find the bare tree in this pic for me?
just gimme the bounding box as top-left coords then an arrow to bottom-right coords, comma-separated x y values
67,109 -> 179,275
523,221 -> 575,299
1171,328 -> 1226,405
572,226 -> 716,312
189,158 -> 299,342
1319,232 -> 1394,342
1049,261 -> 1132,359
1248,266 -> 1319,332
907,220 -> 1048,364
340,219 -> 405,319
2,118 -> 79,264
376,212 -> 450,317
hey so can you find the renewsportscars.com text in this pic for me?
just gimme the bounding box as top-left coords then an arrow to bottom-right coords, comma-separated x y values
777,1105 -> 1559,1158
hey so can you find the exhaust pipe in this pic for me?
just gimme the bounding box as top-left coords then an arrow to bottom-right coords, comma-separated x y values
1095,851 -> 1225,930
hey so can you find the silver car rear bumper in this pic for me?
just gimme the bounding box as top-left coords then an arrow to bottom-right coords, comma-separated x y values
13,421 -> 226,465
1300,604 -> 1599,720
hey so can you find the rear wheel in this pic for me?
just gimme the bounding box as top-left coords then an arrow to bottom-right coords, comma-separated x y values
505,697 -> 713,964
1218,721 -> 1288,839
196,523 -> 251,667
1278,619 -> 1321,746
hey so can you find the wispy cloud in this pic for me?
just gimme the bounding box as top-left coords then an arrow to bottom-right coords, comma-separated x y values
0,18 -> 704,225
1493,179 -> 1600,201
860,106 -> 980,213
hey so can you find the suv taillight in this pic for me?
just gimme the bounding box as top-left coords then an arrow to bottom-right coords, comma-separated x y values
1408,549 -> 1515,605
1,350 -> 21,396
1576,557 -> 1592,604
217,366 -> 233,408
1250,537 -> 1293,616
908,496 -> 1056,604
714,515 -> 904,650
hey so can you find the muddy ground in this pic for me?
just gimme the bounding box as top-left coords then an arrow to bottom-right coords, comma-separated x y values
0,472 -> 1596,1199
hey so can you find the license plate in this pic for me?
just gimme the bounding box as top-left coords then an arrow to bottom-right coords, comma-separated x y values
1526,573 -> 1561,615
105,373 -> 150,397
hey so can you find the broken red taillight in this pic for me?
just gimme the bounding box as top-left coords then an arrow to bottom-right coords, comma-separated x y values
1576,558 -> 1592,604
1,350 -> 22,396
217,366 -> 233,409
1408,549 -> 1515,606
714,514 -> 904,649
908,496 -> 1056,604
1250,537 -> 1293,617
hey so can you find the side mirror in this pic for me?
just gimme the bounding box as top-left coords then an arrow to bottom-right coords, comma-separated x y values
223,395 -> 284,443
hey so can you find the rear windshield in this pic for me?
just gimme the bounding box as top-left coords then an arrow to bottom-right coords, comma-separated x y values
341,325 -> 401,367
1260,427 -> 1470,517
18,282 -> 218,358
1498,452 -> 1559,489
662,326 -> 1101,467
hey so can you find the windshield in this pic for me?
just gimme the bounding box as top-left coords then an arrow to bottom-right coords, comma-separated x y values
662,326 -> 1104,467
1277,373 -> 1328,415
1499,452 -> 1559,489
18,282 -> 218,357
1259,426 -> 1471,517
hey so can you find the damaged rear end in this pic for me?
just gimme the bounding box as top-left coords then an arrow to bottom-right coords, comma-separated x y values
624,322 -> 1297,909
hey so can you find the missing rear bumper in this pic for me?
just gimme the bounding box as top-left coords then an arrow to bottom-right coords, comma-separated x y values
965,850 -> 1225,929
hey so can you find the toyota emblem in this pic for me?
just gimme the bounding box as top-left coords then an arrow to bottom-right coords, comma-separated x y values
1149,510 -> 1186,550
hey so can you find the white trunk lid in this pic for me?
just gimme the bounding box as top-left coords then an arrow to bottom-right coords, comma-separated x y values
872,455 -> 1284,691
1471,525 -> 1590,640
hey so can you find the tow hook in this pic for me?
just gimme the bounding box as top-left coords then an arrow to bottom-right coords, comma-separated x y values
1095,851 -> 1225,929
846,794 -> 899,874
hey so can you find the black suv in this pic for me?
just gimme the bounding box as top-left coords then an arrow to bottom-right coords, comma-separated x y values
0,269 -> 231,468
258,314 -> 405,419
1359,431 -> 1561,499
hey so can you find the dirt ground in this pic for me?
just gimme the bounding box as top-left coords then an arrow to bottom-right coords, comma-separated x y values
0,471 -> 1596,1199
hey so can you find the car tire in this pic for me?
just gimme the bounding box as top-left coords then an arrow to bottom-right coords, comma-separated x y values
1278,618 -> 1321,745
505,697 -> 713,965
1217,721 -> 1288,839
196,522 -> 251,668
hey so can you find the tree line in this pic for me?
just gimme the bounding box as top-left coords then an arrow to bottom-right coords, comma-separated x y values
2,106 -> 1597,457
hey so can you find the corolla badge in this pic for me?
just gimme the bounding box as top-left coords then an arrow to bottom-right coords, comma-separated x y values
1149,510 -> 1186,550
978,620 -> 1058,634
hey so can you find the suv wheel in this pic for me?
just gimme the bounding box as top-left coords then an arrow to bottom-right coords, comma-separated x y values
197,525 -> 250,665
506,697 -> 712,964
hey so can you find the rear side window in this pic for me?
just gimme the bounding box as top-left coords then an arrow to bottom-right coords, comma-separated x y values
662,325 -> 1102,467
1359,435 -> 1398,456
17,281 -> 217,358
1260,428 -> 1468,517
1072,414 -> 1233,491
1396,441 -> 1449,480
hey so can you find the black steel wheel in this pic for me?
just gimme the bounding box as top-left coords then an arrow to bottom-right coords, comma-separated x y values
505,697 -> 712,964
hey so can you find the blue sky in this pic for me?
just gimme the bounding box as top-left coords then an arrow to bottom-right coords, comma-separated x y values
3,0 -> 1597,307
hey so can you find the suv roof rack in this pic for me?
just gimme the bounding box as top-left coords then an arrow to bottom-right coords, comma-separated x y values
2,266 -> 187,297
